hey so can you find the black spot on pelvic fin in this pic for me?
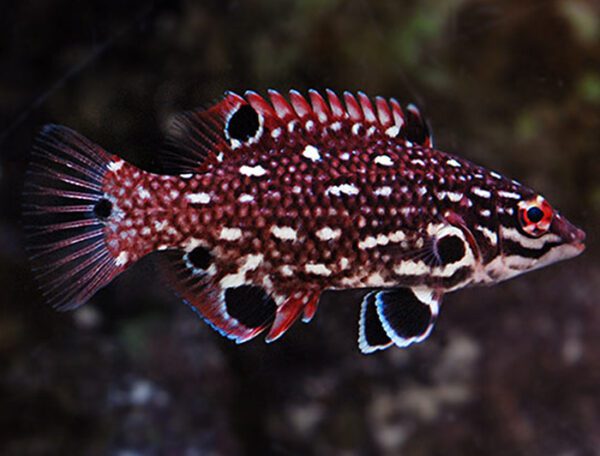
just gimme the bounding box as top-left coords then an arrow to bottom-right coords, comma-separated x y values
186,246 -> 212,270
93,198 -> 112,220
226,104 -> 260,142
436,235 -> 465,265
377,289 -> 432,340
224,285 -> 276,329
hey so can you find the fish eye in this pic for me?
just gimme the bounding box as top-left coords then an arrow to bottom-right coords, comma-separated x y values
518,197 -> 553,237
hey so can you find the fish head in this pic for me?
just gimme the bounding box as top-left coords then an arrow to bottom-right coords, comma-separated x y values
481,188 -> 586,283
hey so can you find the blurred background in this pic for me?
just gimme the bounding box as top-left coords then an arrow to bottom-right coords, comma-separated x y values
1,0 -> 599,454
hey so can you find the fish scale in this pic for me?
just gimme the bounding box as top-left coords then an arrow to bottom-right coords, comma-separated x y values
22,89 -> 585,352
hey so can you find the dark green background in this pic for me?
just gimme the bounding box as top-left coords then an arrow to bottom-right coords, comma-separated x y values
1,0 -> 599,454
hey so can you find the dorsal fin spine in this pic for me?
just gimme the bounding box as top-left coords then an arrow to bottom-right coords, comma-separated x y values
343,91 -> 363,121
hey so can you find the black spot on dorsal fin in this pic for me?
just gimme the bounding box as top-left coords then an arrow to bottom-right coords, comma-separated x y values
374,287 -> 441,348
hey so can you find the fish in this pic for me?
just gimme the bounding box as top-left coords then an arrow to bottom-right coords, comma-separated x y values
22,89 -> 586,353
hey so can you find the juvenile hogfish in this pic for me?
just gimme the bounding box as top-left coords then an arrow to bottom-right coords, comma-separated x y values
23,90 -> 586,353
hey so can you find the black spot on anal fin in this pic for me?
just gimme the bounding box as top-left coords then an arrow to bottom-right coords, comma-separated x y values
358,292 -> 393,354
224,285 -> 276,329
375,287 -> 441,348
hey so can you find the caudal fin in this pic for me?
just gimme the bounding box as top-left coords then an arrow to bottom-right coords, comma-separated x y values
23,125 -> 125,310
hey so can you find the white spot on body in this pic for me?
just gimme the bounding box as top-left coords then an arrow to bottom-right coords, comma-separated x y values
219,227 -> 243,241
302,145 -> 321,162
238,193 -> 254,203
305,263 -> 332,276
490,171 -> 502,179
447,158 -> 461,168
280,265 -> 294,277
169,190 -> 180,200
108,160 -> 124,173
352,123 -> 363,135
412,159 -> 426,167
219,254 -> 264,288
385,126 -> 400,137
154,220 -> 168,231
374,186 -> 393,196
447,191 -> 463,202
330,121 -> 342,131
239,164 -> 267,177
138,188 -> 151,199
271,128 -> 282,139
186,192 -> 211,204
325,183 -> 359,197
180,173 -> 193,179
374,155 -> 394,167
271,226 -> 298,241
472,187 -> 492,199
358,236 -> 377,249
475,225 -> 498,245
316,226 -> 341,241
340,152 -> 351,161
305,120 -> 315,131
115,251 -> 129,266
498,190 -> 521,200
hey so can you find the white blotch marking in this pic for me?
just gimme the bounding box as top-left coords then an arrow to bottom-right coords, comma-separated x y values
271,127 -> 282,139
502,227 -> 561,249
271,226 -> 298,241
385,126 -> 400,137
472,187 -> 492,199
339,257 -> 350,270
186,192 -> 211,204
340,152 -> 351,161
412,159 -> 426,167
498,190 -> 521,200
305,120 -> 315,131
316,226 -> 341,241
239,164 -> 267,177
480,209 -> 491,217
154,220 -> 167,231
394,260 -> 429,276
302,145 -> 321,162
169,190 -> 179,200
388,230 -> 406,242
475,225 -> 498,245
115,251 -> 129,266
490,171 -> 502,179
138,188 -> 151,199
219,254 -> 264,288
108,160 -> 124,173
417,186 -> 428,196
180,173 -> 193,179
219,227 -> 243,241
374,186 -> 392,196
367,126 -> 377,136
447,191 -> 463,202
238,193 -> 254,203
364,272 -> 387,287
305,263 -> 332,276
280,265 -> 294,277
287,120 -> 298,133
446,158 -> 461,168
374,155 -> 394,167
358,236 -> 378,249
352,123 -> 363,135
325,183 -> 359,197
330,121 -> 342,131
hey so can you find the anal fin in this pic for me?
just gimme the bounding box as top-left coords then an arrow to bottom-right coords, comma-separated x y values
157,249 -> 276,343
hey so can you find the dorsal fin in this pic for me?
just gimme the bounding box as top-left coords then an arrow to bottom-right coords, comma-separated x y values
160,90 -> 434,174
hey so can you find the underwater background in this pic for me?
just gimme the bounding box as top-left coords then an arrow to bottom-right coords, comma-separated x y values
1,0 -> 599,454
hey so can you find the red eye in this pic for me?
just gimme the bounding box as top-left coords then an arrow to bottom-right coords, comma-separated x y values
518,197 -> 553,237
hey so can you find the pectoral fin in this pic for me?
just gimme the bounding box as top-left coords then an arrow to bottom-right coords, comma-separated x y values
358,287 -> 442,353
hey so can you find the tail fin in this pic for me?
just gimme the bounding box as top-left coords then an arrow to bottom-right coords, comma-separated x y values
23,125 -> 125,310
